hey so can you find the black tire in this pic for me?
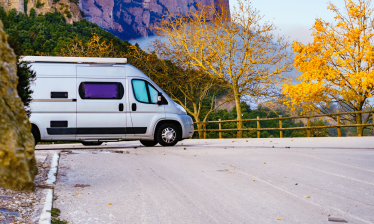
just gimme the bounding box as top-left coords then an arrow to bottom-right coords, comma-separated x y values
82,142 -> 103,146
140,140 -> 158,147
156,123 -> 179,146
31,127 -> 39,146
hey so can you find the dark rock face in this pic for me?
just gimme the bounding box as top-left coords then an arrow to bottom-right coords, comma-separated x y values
0,20 -> 38,191
80,0 -> 230,40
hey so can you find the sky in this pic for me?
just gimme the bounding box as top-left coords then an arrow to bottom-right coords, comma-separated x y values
230,0 -> 346,44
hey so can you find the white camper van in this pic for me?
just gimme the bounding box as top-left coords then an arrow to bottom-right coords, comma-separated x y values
21,56 -> 194,147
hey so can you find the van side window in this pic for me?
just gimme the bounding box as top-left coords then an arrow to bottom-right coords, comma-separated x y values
148,84 -> 158,103
132,80 -> 149,103
132,79 -> 160,104
79,82 -> 124,99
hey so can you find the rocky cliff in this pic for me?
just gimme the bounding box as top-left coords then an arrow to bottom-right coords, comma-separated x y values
80,0 -> 229,40
0,0 -> 229,40
0,20 -> 38,191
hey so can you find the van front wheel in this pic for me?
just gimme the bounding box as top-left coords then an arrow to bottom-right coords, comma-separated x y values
156,123 -> 179,146
140,140 -> 158,147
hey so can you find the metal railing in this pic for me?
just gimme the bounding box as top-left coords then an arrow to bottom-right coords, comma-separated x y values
194,110 -> 374,138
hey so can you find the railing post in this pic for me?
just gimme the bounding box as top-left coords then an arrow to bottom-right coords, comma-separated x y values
307,117 -> 311,137
337,110 -> 341,137
372,113 -> 374,136
204,121 -> 206,139
219,119 -> 222,139
279,115 -> 283,138
257,116 -> 260,138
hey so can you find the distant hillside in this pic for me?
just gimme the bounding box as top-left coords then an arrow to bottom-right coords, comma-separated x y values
0,8 -> 130,55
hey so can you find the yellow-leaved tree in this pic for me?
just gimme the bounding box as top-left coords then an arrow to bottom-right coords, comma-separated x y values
283,0 -> 374,136
153,0 -> 293,138
60,33 -> 124,57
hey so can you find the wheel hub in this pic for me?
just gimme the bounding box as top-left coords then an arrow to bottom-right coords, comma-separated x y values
162,128 -> 176,143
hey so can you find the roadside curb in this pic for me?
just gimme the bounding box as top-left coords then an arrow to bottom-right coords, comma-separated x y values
39,153 -> 60,224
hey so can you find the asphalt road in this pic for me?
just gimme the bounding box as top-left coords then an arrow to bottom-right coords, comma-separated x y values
43,137 -> 374,224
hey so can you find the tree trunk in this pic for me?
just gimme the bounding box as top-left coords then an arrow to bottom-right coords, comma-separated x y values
233,88 -> 243,138
356,113 -> 363,137
196,118 -> 204,139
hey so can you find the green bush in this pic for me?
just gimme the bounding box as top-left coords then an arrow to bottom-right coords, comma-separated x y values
36,0 -> 45,8
24,0 -> 28,12
7,29 -> 36,117
64,10 -> 71,18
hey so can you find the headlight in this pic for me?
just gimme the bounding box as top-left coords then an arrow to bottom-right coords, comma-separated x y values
174,102 -> 187,115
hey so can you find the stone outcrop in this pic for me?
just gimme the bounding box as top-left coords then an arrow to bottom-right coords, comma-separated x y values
0,0 -> 24,13
81,0 -> 230,40
27,0 -> 82,23
0,20 -> 37,191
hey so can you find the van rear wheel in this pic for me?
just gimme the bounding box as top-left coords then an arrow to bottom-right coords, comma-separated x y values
31,127 -> 39,146
156,123 -> 179,146
82,142 -> 103,146
140,140 -> 158,147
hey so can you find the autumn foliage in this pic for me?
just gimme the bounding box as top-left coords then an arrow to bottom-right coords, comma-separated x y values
153,0 -> 293,138
60,33 -> 124,58
283,0 -> 374,136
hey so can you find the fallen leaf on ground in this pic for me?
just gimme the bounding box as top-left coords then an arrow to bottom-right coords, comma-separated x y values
305,196 -> 310,198
108,203 -> 112,205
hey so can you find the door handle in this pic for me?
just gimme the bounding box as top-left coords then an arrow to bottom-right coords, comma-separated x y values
119,103 -> 124,111
132,103 -> 136,111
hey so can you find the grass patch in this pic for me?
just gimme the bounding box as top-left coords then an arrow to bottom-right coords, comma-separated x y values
51,208 -> 68,224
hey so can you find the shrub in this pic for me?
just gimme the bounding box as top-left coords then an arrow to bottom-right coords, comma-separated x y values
36,0 -> 45,8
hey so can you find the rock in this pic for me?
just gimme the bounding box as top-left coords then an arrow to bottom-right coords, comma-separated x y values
0,20 -> 38,191
0,0 -> 24,13
27,0 -> 82,23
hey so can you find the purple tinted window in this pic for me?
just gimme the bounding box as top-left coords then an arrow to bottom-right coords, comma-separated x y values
82,83 -> 120,99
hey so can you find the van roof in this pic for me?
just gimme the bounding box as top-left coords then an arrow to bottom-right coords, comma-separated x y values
19,56 -> 127,64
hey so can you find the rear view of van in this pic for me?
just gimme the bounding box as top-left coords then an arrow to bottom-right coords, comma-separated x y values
22,56 -> 194,147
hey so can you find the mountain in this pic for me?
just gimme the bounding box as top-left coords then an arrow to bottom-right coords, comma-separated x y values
80,0 -> 230,40
0,0 -> 229,40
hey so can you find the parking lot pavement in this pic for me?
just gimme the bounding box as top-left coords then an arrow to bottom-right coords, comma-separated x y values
47,137 -> 374,224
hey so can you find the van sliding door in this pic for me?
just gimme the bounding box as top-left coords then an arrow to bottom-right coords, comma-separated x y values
76,66 -> 127,141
